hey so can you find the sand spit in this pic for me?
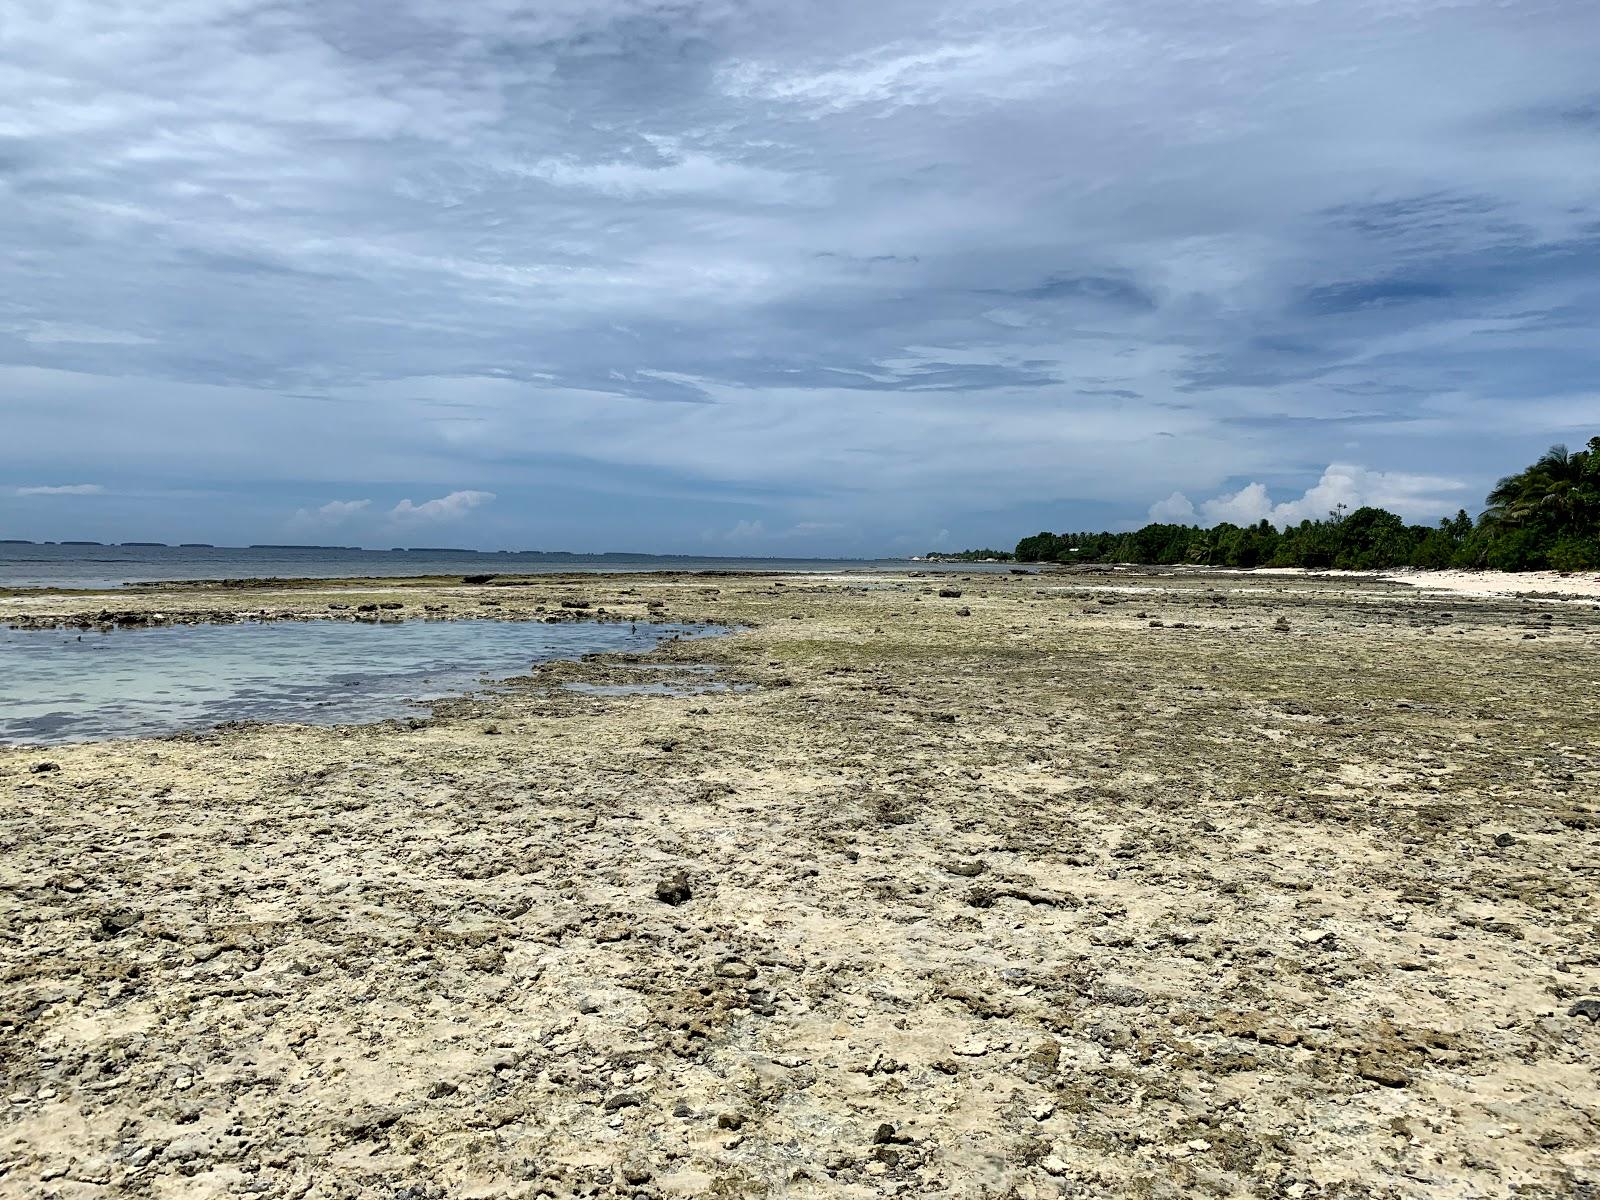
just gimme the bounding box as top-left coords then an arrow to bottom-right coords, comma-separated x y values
1,570 -> 1597,1199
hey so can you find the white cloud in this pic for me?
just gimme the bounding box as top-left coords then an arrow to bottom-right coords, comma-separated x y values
1147,490 -> 1198,523
708,518 -> 766,544
1158,464 -> 1468,529
508,148 -> 825,206
1200,482 -> 1275,526
6,322 -> 154,345
704,518 -> 850,546
290,498 -> 371,527
389,490 -> 495,522
15,483 -> 105,495
316,498 -> 371,521
719,34 -> 1112,114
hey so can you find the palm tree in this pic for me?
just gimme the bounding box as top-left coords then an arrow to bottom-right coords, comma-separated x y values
1481,441 -> 1600,531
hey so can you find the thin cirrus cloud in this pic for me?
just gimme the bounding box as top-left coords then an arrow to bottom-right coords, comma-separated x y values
15,484 -> 106,496
0,0 -> 1596,550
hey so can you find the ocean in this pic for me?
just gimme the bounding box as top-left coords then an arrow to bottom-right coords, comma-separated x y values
0,542 -> 1024,590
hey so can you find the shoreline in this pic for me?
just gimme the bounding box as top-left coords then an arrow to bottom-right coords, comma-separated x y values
6,562 -> 1598,603
2,569 -> 1596,1195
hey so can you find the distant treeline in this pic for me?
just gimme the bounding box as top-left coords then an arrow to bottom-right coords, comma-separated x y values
921,548 -> 1015,562
1014,438 -> 1600,572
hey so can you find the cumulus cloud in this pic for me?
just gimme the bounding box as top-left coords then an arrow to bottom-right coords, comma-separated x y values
15,483 -> 105,496
1147,491 -> 1198,523
1150,465 -> 1469,529
389,490 -> 495,522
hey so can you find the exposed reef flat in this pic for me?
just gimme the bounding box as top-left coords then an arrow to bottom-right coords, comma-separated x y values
1,570 -> 1597,1198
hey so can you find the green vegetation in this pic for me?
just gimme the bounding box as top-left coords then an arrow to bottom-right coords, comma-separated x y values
921,548 -> 1015,562
1016,438 -> 1600,571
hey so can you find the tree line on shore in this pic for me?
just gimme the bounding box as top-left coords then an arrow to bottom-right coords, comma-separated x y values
1009,438 -> 1600,571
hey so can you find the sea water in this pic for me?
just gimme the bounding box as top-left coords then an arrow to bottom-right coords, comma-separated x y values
0,543 -> 1028,590
0,618 -> 727,745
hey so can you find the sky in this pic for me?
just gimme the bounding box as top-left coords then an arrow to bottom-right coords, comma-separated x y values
3,0 -> 1598,554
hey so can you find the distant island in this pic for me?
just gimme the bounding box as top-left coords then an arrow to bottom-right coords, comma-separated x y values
120,541 -> 169,547
1014,438 -> 1600,572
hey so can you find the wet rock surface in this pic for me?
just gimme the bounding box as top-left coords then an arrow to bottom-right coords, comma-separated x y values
1,569 -> 1598,1197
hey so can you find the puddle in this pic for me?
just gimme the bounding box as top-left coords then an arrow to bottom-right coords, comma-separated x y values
0,619 -> 729,744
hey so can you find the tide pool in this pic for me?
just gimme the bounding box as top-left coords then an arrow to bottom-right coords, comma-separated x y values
0,618 -> 726,744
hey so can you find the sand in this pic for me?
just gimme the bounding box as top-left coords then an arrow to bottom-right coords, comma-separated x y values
1382,569 -> 1600,601
1,570 -> 1597,1199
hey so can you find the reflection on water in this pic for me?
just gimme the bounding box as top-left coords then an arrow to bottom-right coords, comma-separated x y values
0,619 -> 727,744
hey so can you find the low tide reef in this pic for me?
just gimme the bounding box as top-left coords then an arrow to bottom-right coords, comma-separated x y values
1,569 -> 1597,1198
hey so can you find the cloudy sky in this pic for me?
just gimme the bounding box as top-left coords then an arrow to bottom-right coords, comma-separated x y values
3,0 -> 1597,553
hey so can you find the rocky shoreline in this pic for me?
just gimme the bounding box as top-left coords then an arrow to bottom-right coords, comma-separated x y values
2,569 -> 1597,1198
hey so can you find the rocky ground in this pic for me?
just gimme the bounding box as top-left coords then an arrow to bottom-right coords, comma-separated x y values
1,569 -> 1597,1199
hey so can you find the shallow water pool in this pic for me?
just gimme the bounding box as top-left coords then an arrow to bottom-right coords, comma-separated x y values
0,618 -> 727,744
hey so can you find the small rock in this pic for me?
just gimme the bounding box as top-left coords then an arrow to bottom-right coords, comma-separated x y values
717,1112 -> 744,1130
1493,832 -> 1516,848
620,1160 -> 652,1185
98,908 -> 142,937
30,762 -> 60,774
1041,1155 -> 1070,1177
938,588 -> 963,598
654,872 -> 693,906
1568,998 -> 1600,1023
942,858 -> 987,877
604,1092 -> 644,1112
955,606 -> 971,616
1357,1058 -> 1411,1087
341,1106 -> 403,1137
